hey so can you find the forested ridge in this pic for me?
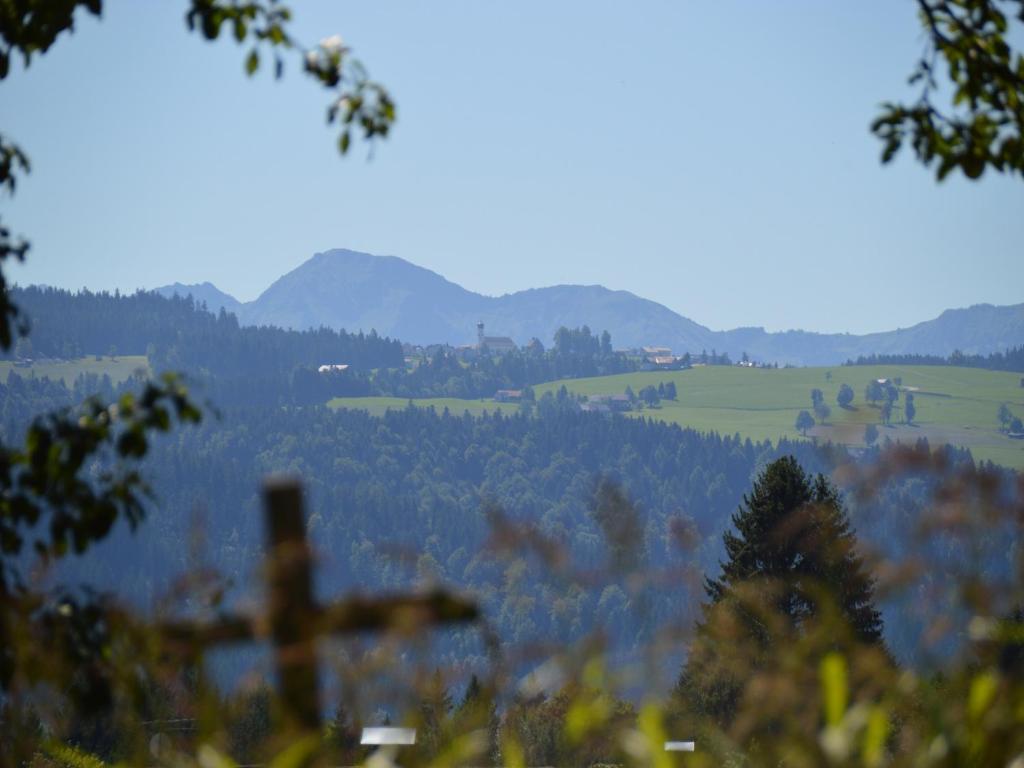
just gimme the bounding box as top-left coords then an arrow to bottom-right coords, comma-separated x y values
5,285 -> 404,373
0,287 -> 1016,668
4,287 -> 648,402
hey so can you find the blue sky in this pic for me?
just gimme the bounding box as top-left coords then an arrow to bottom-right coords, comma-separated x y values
3,1 -> 1021,334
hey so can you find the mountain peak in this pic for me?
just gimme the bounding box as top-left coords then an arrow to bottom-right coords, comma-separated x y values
178,248 -> 1023,364
154,281 -> 241,314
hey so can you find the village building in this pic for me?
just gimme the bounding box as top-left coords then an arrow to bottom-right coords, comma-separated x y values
642,345 -> 673,357
477,321 -> 517,354
641,355 -> 684,371
494,389 -> 523,402
317,364 -> 349,373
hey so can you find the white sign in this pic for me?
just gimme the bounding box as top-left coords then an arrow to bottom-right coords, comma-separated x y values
665,741 -> 696,752
361,727 -> 417,746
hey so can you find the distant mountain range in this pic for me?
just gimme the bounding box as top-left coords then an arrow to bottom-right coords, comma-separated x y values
155,249 -> 1024,366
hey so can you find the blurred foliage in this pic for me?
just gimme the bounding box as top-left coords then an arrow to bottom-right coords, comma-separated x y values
0,374 -> 202,766
0,133 -> 30,350
0,373 -> 201,590
184,1 -> 394,154
0,1 -> 393,156
2,448 -> 1019,768
678,458 -> 885,726
874,0 -> 1024,180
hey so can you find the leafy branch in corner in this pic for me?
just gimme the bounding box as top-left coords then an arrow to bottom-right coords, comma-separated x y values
0,373 -> 202,593
0,372 -> 202,733
873,0 -> 1024,180
0,0 -> 395,349
186,0 -> 395,154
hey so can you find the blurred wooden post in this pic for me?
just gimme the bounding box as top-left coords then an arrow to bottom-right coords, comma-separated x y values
264,477 -> 320,733
156,478 -> 478,739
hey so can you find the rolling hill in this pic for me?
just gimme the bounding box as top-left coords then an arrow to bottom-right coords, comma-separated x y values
155,249 -> 1024,365
330,365 -> 1024,470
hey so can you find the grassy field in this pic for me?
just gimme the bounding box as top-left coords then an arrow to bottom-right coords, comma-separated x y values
0,355 -> 149,385
330,365 -> 1024,469
535,365 -> 1024,469
328,396 -> 516,418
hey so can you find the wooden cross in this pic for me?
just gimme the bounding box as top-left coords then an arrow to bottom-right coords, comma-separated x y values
158,477 -> 478,734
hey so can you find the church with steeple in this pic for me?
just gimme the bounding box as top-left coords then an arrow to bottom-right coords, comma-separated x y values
476,321 -> 517,354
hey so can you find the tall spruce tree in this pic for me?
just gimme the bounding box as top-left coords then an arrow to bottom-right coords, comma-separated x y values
677,456 -> 883,723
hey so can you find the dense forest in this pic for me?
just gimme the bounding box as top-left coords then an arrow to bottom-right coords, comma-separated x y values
4,289 -> 651,402
3,365 -> 1007,671
6,286 -> 404,373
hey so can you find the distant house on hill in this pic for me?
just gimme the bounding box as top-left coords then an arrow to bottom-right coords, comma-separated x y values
477,322 -> 517,353
641,356 -> 684,371
318,364 -> 349,373
642,346 -> 672,357
587,394 -> 632,412
494,389 -> 523,402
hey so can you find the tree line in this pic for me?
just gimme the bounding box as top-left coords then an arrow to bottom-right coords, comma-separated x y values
845,347 -> 1024,373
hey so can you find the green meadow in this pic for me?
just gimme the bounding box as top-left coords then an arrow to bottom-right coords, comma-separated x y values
330,365 -> 1024,469
536,365 -> 1024,469
0,355 -> 150,385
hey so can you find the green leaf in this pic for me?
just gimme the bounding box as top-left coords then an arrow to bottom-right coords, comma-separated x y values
197,743 -> 238,768
43,742 -> 106,768
820,651 -> 847,727
245,49 -> 259,76
267,734 -> 319,768
967,671 -> 998,721
862,705 -> 889,768
637,703 -> 672,768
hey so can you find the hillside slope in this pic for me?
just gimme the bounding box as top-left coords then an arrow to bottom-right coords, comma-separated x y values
710,305 -> 1024,364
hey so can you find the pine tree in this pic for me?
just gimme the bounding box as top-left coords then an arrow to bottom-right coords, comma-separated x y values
677,456 -> 883,723
460,673 -> 483,710
418,669 -> 453,759
456,674 -> 499,764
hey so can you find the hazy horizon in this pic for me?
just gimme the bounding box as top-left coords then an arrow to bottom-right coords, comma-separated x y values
121,246 -> 1015,338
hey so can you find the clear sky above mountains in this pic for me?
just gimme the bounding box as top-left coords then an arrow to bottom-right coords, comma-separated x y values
5,1 -> 1022,334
